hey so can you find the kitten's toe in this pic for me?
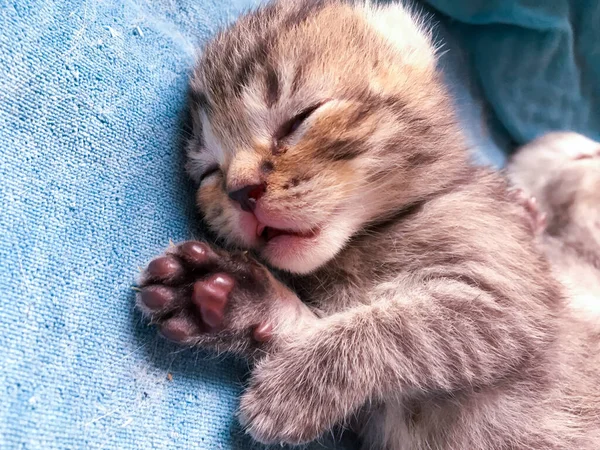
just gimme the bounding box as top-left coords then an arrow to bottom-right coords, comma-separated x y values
178,241 -> 218,266
139,285 -> 176,311
511,188 -> 547,235
145,255 -> 184,282
522,196 -> 547,235
159,316 -> 200,343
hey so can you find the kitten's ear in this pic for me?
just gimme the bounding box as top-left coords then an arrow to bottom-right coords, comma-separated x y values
363,3 -> 437,76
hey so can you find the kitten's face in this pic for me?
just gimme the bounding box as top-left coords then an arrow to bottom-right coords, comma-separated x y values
187,1 -> 463,274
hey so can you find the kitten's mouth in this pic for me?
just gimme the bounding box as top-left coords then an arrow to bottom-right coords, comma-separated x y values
256,224 -> 319,243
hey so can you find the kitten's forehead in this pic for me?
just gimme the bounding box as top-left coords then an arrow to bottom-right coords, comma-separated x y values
194,0 -> 436,112
198,1 -> 331,100
193,1 -> 379,119
190,1 -> 340,154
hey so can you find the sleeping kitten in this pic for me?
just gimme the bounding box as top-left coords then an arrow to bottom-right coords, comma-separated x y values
136,1 -> 600,448
508,132 -> 600,319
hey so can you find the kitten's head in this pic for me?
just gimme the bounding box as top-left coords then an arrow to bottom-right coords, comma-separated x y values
187,0 -> 467,274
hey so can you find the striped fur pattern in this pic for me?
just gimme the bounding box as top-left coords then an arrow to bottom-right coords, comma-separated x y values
162,1 -> 600,448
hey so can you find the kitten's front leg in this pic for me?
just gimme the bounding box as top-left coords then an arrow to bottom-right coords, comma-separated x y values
239,277 -> 557,445
136,241 -> 315,359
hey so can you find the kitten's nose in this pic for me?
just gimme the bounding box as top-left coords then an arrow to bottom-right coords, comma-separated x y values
228,183 -> 266,212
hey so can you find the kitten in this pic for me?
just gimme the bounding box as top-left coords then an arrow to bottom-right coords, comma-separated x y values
508,132 -> 600,319
136,1 -> 600,448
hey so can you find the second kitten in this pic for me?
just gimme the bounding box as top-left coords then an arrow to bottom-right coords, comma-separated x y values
509,132 -> 600,317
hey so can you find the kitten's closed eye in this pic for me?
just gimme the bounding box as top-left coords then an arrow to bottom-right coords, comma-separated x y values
273,103 -> 322,151
199,165 -> 221,183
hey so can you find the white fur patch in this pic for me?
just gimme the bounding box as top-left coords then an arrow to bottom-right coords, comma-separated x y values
359,2 -> 437,70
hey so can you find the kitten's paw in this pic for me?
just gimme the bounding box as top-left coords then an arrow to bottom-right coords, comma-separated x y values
238,355 -> 336,445
136,241 -> 291,354
239,382 -> 323,445
511,188 -> 547,235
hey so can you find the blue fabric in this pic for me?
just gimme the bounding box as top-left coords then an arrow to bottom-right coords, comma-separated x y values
431,12 -> 513,168
1,0 -> 594,448
423,0 -> 600,148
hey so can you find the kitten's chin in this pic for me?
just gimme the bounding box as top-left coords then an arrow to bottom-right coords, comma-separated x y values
260,218 -> 357,274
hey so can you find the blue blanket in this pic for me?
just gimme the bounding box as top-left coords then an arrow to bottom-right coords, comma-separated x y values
1,0 -> 597,448
426,0 -> 600,147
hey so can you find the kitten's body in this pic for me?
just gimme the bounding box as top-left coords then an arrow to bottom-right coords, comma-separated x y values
136,1 -> 600,449
289,170 -> 600,449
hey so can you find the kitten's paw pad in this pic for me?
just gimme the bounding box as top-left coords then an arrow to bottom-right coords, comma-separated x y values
138,274 -> 233,339
139,285 -> 177,310
159,316 -> 199,342
191,274 -> 234,331
145,255 -> 185,282
136,241 -> 274,347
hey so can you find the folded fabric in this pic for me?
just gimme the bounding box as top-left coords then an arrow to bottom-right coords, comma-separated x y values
423,0 -> 600,147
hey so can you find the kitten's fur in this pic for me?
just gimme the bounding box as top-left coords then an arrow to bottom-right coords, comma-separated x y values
137,1 -> 600,449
